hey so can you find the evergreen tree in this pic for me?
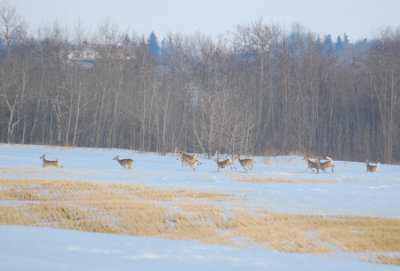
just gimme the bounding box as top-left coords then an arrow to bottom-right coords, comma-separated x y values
323,35 -> 333,54
160,38 -> 171,66
141,34 -> 146,47
123,34 -> 131,46
335,35 -> 343,52
147,31 -> 160,59
314,35 -> 323,50
160,38 -> 168,58
343,33 -> 349,47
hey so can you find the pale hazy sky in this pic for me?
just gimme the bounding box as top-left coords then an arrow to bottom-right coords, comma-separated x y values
7,0 -> 400,41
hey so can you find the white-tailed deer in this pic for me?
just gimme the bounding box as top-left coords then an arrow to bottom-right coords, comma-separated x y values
180,158 -> 199,172
304,157 -> 319,173
237,155 -> 254,172
215,156 -> 235,172
366,161 -> 380,173
40,154 -> 63,168
319,156 -> 334,173
177,151 -> 201,165
113,156 -> 135,169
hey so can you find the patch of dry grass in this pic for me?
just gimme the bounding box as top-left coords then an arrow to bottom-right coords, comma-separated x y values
375,253 -> 400,265
361,253 -> 400,265
1,178 -> 399,266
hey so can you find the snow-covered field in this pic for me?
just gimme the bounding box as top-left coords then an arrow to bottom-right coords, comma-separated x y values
1,143 -> 399,270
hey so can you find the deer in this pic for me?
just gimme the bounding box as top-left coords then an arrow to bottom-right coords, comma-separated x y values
319,156 -> 334,173
40,154 -> 63,168
215,156 -> 235,172
304,157 -> 320,173
366,161 -> 380,173
177,151 -> 201,165
176,151 -> 201,164
180,157 -> 200,172
113,156 -> 135,169
237,155 -> 254,172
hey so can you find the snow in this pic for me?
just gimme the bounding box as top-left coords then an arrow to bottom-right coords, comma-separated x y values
1,143 -> 400,270
1,226 -> 398,271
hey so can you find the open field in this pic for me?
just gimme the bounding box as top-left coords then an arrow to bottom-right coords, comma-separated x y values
1,177 -> 400,264
1,144 -> 400,270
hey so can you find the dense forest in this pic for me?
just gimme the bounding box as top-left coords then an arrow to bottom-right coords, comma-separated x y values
1,4 -> 399,162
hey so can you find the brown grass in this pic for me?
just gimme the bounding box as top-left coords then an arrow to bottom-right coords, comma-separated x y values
375,254 -> 400,265
1,178 -> 399,265
362,253 -> 400,265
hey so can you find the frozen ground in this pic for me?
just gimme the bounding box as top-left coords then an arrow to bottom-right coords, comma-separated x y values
1,143 -> 399,270
2,225 -> 398,271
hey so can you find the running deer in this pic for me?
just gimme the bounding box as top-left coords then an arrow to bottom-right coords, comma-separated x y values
180,158 -> 200,172
304,157 -> 320,173
237,156 -> 254,172
177,151 -> 201,165
366,161 -> 380,173
113,156 -> 135,169
215,156 -> 235,172
319,156 -> 334,173
40,154 -> 63,168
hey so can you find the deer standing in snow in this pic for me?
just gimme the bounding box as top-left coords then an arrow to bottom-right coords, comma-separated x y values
366,161 -> 380,173
113,156 -> 135,169
215,156 -> 235,172
237,155 -> 254,172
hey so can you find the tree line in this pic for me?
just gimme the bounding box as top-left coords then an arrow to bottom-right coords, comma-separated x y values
1,4 -> 399,163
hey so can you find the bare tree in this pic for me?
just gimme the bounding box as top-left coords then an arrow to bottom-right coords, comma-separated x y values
0,2 -> 28,142
0,1 -> 26,60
